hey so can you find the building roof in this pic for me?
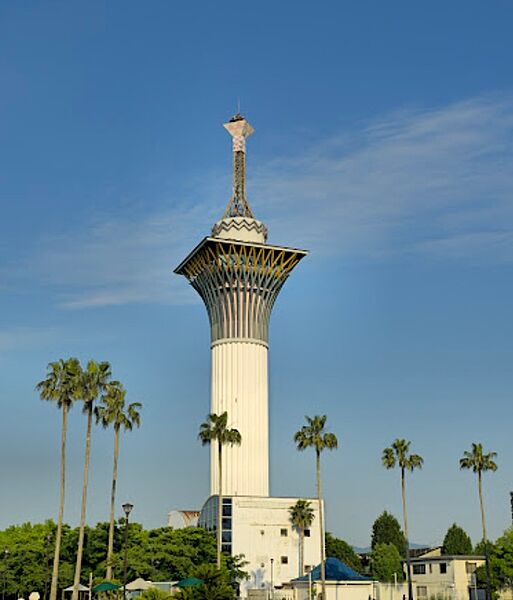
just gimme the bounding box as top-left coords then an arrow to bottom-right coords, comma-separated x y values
410,555 -> 485,562
294,558 -> 370,582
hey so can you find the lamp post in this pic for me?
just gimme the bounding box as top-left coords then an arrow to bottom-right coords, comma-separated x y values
3,548 -> 9,600
122,502 -> 133,600
270,558 -> 274,600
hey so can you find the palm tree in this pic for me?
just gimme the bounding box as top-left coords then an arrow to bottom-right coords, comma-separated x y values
37,357 -> 81,600
71,360 -> 112,600
294,415 -> 338,600
460,443 -> 498,600
198,412 -> 241,568
289,499 -> 315,577
382,439 -> 423,600
95,382 -> 142,580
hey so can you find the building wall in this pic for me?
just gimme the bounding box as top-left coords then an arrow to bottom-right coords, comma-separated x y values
199,495 -> 322,597
409,557 -> 484,600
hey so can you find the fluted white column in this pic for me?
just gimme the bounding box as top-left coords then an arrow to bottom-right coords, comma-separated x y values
210,340 -> 269,497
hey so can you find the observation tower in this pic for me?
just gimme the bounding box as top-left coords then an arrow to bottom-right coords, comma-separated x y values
175,113 -> 307,497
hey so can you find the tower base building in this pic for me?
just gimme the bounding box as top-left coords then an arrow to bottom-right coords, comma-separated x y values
174,114 -> 321,596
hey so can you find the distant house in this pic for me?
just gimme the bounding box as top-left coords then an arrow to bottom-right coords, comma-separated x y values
167,509 -> 200,529
407,548 -> 485,600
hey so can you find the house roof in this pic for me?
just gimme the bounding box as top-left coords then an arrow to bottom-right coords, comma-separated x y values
410,555 -> 485,562
294,558 -> 370,582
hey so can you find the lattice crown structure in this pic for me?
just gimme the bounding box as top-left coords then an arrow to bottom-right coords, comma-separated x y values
175,237 -> 307,345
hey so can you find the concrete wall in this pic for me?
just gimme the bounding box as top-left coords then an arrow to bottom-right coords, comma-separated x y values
231,496 -> 322,597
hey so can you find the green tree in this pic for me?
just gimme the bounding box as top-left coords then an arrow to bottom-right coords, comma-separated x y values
442,524 -> 473,555
289,500 -> 315,577
198,412 -> 241,569
325,533 -> 362,572
138,589 -> 172,600
476,528 -> 513,596
95,382 -> 142,580
294,415 -> 338,600
72,360 -> 113,600
460,443 -> 498,600
371,543 -> 404,582
371,512 -> 407,557
382,439 -> 423,600
37,358 -> 81,600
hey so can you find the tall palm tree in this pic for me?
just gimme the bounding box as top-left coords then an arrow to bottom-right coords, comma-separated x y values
95,382 -> 142,580
382,439 -> 423,600
289,499 -> 315,577
71,360 -> 112,600
198,412 -> 241,568
37,358 -> 81,600
294,415 -> 338,600
460,443 -> 498,600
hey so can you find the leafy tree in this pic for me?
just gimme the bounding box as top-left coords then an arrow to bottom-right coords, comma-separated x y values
95,382 -> 142,580
442,524 -> 473,555
198,412 -> 241,568
72,360 -> 113,600
289,500 -> 315,577
371,543 -> 404,582
460,443 -> 498,600
294,415 -> 338,600
325,533 -> 362,572
138,589 -> 172,600
382,439 -> 423,600
475,528 -> 513,597
371,512 -> 407,557
183,564 -> 235,600
0,522 -> 242,599
37,358 -> 81,600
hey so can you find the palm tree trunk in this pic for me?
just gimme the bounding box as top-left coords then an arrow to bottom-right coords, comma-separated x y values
299,527 -> 304,577
316,450 -> 326,600
49,404 -> 68,600
401,468 -> 413,600
217,440 -> 223,569
106,426 -> 120,580
72,406 -> 93,600
478,472 -> 492,600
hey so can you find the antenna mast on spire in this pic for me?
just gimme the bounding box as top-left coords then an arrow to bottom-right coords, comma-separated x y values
222,114 -> 255,219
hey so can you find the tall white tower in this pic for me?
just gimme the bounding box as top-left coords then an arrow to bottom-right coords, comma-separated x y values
175,113 -> 307,497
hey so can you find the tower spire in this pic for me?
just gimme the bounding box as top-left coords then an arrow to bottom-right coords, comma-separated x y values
222,113 -> 255,219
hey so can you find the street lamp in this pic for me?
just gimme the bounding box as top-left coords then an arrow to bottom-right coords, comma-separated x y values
270,558 -> 274,600
3,548 -> 9,600
122,503 -> 133,600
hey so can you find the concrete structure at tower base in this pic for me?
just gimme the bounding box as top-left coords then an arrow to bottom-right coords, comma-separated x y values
199,495 -> 322,597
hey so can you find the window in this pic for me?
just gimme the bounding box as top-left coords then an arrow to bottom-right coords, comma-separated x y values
413,564 -> 426,575
304,529 -> 311,537
429,564 -> 432,574
305,565 -> 311,573
466,562 -> 477,574
281,556 -> 288,565
280,528 -> 288,537
440,563 -> 447,574
417,587 -> 427,598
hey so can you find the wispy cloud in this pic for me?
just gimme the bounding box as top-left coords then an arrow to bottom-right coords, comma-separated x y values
21,93 -> 513,308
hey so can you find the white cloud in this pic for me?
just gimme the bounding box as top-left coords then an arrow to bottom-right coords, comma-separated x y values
22,93 -> 513,308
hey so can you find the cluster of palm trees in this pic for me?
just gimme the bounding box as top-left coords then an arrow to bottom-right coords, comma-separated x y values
382,439 -> 497,600
37,358 -> 142,600
197,409 -> 498,600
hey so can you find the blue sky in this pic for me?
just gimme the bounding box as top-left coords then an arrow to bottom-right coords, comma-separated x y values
1,1 -> 513,548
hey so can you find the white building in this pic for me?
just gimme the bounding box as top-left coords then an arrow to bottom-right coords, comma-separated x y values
174,114 -> 321,596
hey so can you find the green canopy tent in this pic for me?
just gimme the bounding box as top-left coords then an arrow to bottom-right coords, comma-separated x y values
174,577 -> 204,588
92,582 -> 122,593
